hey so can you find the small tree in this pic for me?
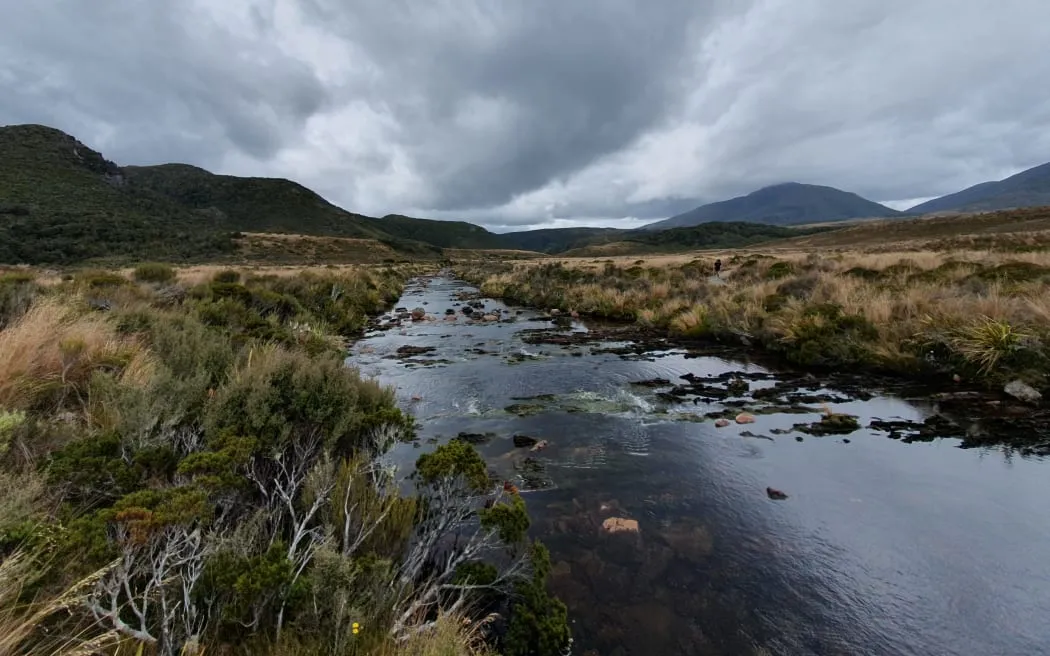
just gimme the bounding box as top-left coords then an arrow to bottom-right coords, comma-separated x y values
391,440 -> 531,638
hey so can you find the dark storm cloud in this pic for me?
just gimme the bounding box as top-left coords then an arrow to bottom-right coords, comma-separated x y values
296,0 -> 715,210
0,1 -> 328,167
3,0 -> 1049,228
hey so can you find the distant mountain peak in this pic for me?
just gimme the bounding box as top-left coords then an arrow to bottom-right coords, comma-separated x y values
644,182 -> 900,230
909,161 -> 1050,214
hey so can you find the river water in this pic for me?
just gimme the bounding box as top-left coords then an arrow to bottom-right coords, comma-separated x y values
348,275 -> 1050,656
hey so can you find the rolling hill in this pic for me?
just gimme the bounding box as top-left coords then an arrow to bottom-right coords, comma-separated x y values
908,161 -> 1050,214
559,222 -> 821,256
0,124 -> 239,264
496,227 -> 624,253
0,124 -> 448,264
644,182 -> 901,230
123,163 -> 391,239
366,214 -> 504,250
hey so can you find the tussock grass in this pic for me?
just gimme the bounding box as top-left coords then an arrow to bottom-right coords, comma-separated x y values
458,249 -> 1050,386
0,297 -> 152,414
0,550 -> 121,656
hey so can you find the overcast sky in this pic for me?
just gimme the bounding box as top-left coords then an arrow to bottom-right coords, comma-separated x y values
2,1 -> 1049,231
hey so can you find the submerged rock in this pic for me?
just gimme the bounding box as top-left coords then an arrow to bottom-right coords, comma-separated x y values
714,418 -> 731,428
456,432 -> 495,444
602,517 -> 639,534
530,439 -> 550,452
1005,380 -> 1042,405
513,434 -> 538,448
516,456 -> 554,489
630,378 -> 672,388
396,345 -> 437,357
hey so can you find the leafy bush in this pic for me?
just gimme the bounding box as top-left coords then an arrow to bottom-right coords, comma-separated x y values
132,262 -> 176,283
213,269 -> 242,283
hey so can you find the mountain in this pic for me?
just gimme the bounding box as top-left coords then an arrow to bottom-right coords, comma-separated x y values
645,183 -> 901,230
908,161 -> 1050,214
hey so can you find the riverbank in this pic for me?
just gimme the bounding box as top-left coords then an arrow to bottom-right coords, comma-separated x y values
454,250 -> 1050,404
0,264 -> 565,655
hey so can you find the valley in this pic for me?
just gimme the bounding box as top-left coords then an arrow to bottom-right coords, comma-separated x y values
3,122 -> 1050,656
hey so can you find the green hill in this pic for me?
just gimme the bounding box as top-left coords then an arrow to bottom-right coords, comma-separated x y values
645,182 -> 901,230
497,227 -> 624,253
367,214 -> 504,249
908,161 -> 1050,214
124,163 -> 391,239
0,124 -> 447,264
562,222 -> 819,256
0,124 -> 237,264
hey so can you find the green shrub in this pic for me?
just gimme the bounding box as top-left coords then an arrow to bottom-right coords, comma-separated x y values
76,270 -> 127,288
205,347 -> 407,455
132,262 -> 176,284
502,541 -> 571,656
765,261 -> 795,280
213,269 -> 242,284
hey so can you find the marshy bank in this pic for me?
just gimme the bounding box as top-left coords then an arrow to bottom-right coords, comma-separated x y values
455,251 -> 1050,444
351,273 -> 1050,655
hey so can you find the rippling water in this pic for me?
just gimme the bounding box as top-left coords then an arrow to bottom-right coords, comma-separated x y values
349,276 -> 1050,656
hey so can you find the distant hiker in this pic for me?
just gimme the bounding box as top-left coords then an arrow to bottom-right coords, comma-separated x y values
714,258 -> 722,276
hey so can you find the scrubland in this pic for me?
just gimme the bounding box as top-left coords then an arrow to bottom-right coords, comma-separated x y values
0,263 -> 567,656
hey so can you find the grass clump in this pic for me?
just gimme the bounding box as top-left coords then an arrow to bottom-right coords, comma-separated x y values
131,262 -> 176,284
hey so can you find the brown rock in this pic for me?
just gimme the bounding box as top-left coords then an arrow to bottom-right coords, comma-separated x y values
714,418 -> 730,428
735,412 -> 756,424
482,314 -> 499,321
602,517 -> 639,534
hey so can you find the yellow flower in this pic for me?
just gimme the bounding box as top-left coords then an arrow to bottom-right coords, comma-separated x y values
352,622 -> 361,635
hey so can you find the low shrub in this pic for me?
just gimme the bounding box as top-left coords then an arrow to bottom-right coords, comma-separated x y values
132,262 -> 176,284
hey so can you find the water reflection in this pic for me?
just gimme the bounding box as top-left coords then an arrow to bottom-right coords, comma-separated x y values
349,276 -> 1050,656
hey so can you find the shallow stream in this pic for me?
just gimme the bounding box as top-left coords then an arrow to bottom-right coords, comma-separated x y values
348,275 -> 1050,656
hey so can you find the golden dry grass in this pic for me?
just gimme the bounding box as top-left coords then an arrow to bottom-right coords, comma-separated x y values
459,244 -> 1050,383
0,297 -> 153,414
0,550 -> 121,656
